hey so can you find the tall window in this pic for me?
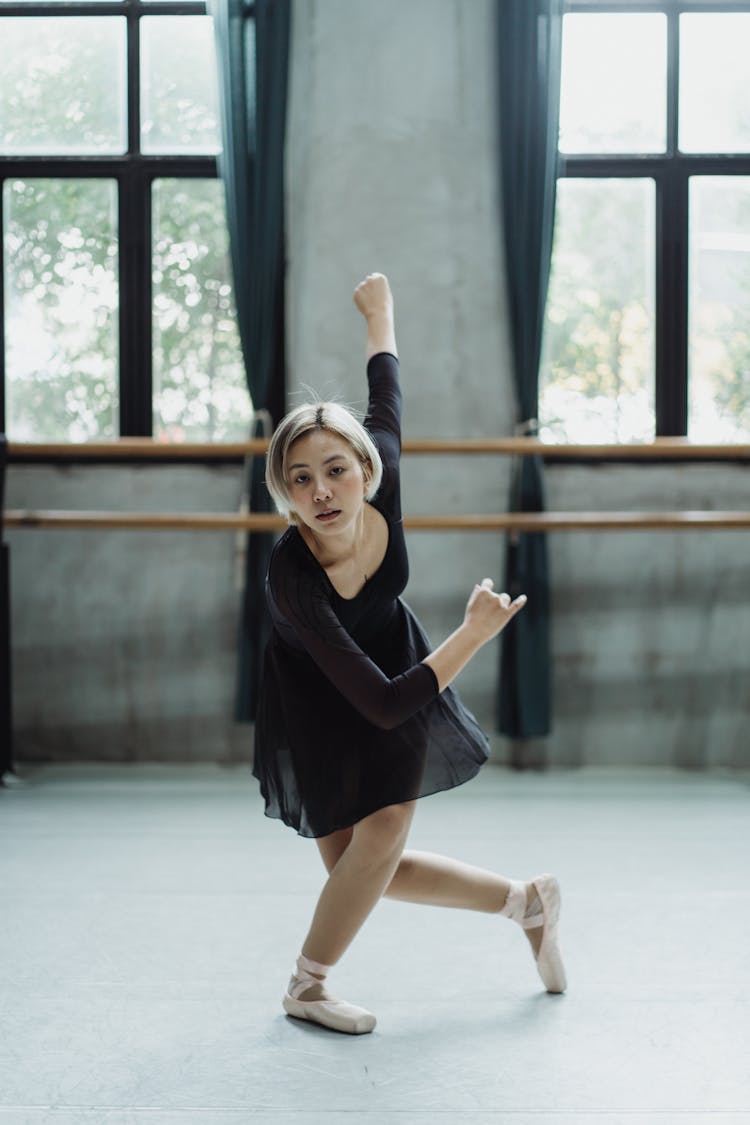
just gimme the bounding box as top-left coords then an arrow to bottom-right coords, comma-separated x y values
0,0 -> 251,443
540,1 -> 750,444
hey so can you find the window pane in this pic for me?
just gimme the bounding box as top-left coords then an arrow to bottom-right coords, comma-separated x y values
3,179 -> 118,441
559,14 -> 667,155
680,15 -> 750,154
540,179 -> 655,443
689,178 -> 750,442
141,17 -> 221,154
152,179 -> 250,442
0,18 -> 126,155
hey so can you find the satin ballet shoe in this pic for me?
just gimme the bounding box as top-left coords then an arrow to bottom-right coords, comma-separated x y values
521,874 -> 567,994
282,989 -> 377,1034
282,952 -> 376,1035
501,874 -> 567,994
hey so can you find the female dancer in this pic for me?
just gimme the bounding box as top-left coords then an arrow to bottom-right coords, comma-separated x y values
253,273 -> 566,1034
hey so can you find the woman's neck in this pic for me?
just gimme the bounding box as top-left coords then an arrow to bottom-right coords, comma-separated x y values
300,504 -> 368,568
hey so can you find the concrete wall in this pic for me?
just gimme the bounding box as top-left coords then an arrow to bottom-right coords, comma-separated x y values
5,0 -> 749,768
546,465 -> 750,769
7,465 -> 250,764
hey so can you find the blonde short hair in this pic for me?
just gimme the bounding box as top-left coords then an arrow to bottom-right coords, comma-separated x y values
265,401 -> 383,524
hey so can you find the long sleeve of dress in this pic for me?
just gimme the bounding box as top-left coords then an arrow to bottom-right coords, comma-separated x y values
363,352 -> 402,518
269,559 -> 439,731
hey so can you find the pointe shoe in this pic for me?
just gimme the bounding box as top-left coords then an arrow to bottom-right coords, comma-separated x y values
282,952 -> 376,1035
521,874 -> 567,994
282,989 -> 376,1035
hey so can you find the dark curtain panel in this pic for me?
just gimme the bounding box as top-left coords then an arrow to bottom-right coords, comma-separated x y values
0,435 -> 12,777
211,0 -> 290,719
496,0 -> 564,749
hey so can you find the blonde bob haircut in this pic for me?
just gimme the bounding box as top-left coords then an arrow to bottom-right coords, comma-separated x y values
265,400 -> 384,524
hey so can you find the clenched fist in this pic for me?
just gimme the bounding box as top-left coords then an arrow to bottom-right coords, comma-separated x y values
353,273 -> 393,321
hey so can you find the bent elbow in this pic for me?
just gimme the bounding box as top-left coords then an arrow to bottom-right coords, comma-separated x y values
365,706 -> 399,731
377,713 -> 401,732
368,686 -> 409,731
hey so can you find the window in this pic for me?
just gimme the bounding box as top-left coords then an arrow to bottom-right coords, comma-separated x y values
0,0 -> 251,443
540,1 -> 750,444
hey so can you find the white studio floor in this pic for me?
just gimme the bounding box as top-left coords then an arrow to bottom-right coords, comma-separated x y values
1,761 -> 749,1125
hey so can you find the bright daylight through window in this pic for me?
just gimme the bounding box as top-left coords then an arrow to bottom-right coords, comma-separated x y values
540,5 -> 750,444
0,2 -> 250,443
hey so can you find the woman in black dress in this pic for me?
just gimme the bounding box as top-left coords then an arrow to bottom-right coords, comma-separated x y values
254,273 -> 566,1034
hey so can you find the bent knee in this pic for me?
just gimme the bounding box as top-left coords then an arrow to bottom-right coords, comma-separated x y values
354,801 -> 414,858
315,826 -> 353,874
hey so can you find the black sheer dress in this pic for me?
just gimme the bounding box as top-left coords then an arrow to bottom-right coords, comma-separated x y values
252,352 -> 490,838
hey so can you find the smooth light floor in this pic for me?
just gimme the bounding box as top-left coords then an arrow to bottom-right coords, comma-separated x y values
1,761 -> 749,1125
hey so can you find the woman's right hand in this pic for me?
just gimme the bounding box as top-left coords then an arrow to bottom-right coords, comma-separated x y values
422,578 -> 527,692
463,578 -> 527,643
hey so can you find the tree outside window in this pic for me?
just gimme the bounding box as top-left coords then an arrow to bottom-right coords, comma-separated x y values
540,4 -> 750,444
0,3 -> 251,443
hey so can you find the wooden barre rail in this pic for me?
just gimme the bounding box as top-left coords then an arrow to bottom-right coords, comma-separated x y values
5,510 -> 750,532
6,438 -> 750,460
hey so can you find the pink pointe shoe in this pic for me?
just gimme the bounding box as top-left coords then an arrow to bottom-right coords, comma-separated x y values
282,952 -> 376,1035
502,873 -> 567,994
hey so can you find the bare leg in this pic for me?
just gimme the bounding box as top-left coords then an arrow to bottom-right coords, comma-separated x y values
385,850 -> 510,911
297,801 -> 415,1001
315,833 -> 542,958
384,849 -> 543,956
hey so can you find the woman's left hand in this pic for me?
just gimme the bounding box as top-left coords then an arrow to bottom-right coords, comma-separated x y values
353,273 -> 393,321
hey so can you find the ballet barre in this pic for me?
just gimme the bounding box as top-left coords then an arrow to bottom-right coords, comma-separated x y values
4,511 -> 750,532
5,438 -> 749,533
6,438 -> 750,459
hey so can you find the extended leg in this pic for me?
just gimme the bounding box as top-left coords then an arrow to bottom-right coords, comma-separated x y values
385,849 -> 513,912
318,839 -> 530,925
384,850 -> 565,988
384,850 -> 547,958
317,836 -> 531,928
316,840 -> 565,993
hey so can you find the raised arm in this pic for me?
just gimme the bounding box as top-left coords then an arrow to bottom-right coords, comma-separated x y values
353,273 -> 398,362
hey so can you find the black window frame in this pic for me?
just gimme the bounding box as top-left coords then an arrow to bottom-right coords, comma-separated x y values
0,0 -> 231,443
557,0 -> 750,444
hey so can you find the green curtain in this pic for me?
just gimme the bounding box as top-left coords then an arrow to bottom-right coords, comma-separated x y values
496,0 -> 563,748
211,0 -> 290,719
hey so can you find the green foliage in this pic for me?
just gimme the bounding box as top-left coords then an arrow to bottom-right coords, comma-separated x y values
2,14 -> 250,442
4,178 -> 119,441
689,181 -> 750,440
152,179 -> 249,442
141,17 -> 220,155
0,17 -> 125,154
540,179 -> 655,442
541,178 -> 750,444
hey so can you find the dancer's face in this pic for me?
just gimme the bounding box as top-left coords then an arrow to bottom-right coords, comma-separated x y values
286,429 -> 368,533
